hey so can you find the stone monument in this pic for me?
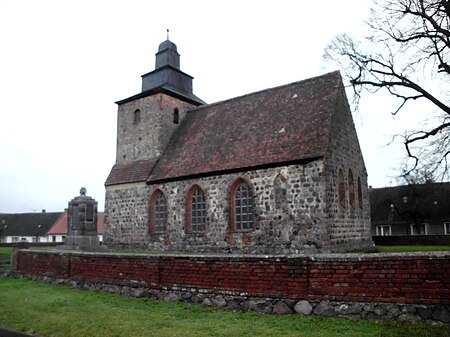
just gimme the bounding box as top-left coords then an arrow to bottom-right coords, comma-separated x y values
62,187 -> 105,251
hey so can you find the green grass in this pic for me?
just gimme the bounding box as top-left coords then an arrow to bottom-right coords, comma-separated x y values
0,278 -> 448,337
0,247 -> 13,256
376,245 -> 450,253
0,247 -> 13,272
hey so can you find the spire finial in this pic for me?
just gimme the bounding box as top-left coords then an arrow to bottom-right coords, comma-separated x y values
166,29 -> 170,40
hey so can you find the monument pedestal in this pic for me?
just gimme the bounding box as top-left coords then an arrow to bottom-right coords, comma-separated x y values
61,187 -> 108,252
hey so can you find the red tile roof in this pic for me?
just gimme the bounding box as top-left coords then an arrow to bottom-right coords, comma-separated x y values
105,159 -> 157,186
148,71 -> 342,182
47,212 -> 105,234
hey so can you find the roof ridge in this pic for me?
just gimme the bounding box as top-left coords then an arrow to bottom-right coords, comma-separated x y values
188,70 -> 342,114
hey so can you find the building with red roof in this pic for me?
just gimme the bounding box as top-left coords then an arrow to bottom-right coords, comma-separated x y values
46,211 -> 104,243
104,39 -> 372,254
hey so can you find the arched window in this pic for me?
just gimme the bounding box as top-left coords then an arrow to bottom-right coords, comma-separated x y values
186,185 -> 206,233
133,109 -> 141,124
274,174 -> 287,209
357,177 -> 363,211
338,169 -> 346,209
348,169 -> 355,210
229,179 -> 254,231
149,189 -> 167,234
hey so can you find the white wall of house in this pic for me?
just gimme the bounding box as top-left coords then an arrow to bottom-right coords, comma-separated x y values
3,235 -> 49,243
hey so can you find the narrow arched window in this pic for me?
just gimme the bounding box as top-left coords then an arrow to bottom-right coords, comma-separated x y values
173,108 -> 179,124
274,174 -> 287,209
149,189 -> 167,234
230,179 -> 254,231
186,185 -> 206,233
338,169 -> 346,209
133,109 -> 141,124
348,169 -> 355,211
357,177 -> 363,211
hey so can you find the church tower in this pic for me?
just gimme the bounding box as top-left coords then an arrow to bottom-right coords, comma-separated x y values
114,38 -> 204,164
104,38 -> 203,246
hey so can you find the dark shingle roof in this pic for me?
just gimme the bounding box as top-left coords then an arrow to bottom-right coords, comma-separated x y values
0,212 -> 63,237
105,159 -> 158,186
148,71 -> 342,182
370,182 -> 450,223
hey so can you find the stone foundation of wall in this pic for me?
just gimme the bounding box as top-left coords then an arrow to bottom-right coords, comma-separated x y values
11,250 -> 450,325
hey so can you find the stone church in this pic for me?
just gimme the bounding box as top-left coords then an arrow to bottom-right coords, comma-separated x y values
104,38 -> 373,254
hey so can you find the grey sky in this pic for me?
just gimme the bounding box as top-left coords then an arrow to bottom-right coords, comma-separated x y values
0,0 -> 426,213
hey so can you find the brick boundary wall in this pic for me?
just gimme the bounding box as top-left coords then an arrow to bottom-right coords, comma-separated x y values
10,250 -> 450,324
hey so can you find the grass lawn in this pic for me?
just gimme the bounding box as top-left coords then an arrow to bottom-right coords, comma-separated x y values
376,245 -> 450,253
0,278 -> 448,337
0,247 -> 13,256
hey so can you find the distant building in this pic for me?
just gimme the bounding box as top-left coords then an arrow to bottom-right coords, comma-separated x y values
104,38 -> 373,254
0,210 -> 61,243
370,182 -> 450,236
0,211 -> 104,243
47,211 -> 105,243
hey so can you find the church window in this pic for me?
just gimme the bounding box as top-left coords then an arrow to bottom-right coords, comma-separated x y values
133,109 -> 141,124
173,108 -> 179,124
149,189 -> 168,234
229,178 -> 254,231
348,169 -> 355,211
357,176 -> 363,211
186,185 -> 207,233
274,174 -> 287,209
338,169 -> 346,209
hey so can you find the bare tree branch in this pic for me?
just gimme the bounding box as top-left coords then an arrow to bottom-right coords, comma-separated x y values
324,0 -> 450,182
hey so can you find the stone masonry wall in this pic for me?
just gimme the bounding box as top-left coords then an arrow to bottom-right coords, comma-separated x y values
12,250 -> 450,324
108,161 -> 330,253
324,87 -> 372,251
116,93 -> 195,163
104,182 -> 150,247
106,158 -> 372,254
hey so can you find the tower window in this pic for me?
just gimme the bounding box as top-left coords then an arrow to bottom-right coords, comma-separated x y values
173,108 -> 179,124
134,109 -> 141,124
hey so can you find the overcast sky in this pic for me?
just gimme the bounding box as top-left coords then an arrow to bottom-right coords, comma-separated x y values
0,0 -> 429,213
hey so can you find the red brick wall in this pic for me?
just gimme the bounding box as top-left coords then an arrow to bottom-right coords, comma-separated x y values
13,251 -> 450,305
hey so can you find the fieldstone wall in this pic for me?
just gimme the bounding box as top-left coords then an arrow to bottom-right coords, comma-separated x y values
147,161 -> 330,254
104,182 -> 150,248
323,87 -> 372,251
116,93 -> 195,163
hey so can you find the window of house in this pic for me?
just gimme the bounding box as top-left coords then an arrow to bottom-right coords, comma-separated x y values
410,223 -> 427,235
12,237 -> 19,242
357,176 -> 363,211
348,169 -> 355,211
444,222 -> 450,235
230,179 -> 254,231
149,189 -> 168,234
186,185 -> 207,233
133,109 -> 141,124
376,225 -> 391,236
338,168 -> 346,209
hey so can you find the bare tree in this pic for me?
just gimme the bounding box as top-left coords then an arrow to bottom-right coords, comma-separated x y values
325,0 -> 450,181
